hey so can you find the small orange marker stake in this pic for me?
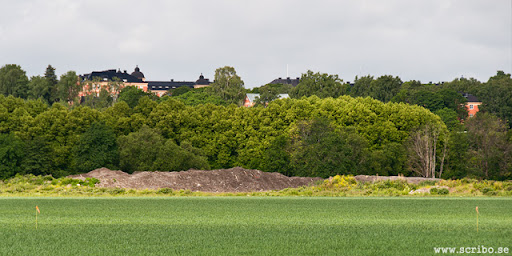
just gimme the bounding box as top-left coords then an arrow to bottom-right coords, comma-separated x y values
36,206 -> 40,229
476,206 -> 479,232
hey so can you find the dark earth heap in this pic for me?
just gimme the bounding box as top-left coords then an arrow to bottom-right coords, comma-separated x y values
69,167 -> 321,192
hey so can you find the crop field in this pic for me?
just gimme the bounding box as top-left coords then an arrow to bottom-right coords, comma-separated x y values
0,197 -> 511,255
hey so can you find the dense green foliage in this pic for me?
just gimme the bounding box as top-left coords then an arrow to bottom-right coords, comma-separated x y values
173,87 -> 228,106
476,71 -> 512,126
118,86 -> 158,108
117,125 -> 209,173
169,85 -> 192,96
0,93 -> 448,178
0,64 -> 511,181
210,66 -> 245,105
252,84 -> 280,106
287,118 -> 369,177
250,83 -> 292,95
290,70 -> 349,99
0,64 -> 29,98
0,133 -> 24,179
72,122 -> 118,173
0,197 -> 511,255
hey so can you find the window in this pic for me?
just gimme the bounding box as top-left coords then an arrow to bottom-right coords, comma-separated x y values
469,105 -> 474,109
469,114 -> 474,117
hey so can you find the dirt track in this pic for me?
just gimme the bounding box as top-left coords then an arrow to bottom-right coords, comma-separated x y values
68,167 -> 322,192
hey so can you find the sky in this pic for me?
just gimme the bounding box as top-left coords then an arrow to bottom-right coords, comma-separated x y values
0,0 -> 510,88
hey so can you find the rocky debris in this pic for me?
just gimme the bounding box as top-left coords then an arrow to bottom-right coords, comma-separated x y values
68,167 -> 321,192
354,175 -> 441,184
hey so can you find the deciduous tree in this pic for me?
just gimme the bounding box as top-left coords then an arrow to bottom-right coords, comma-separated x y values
0,64 -> 29,98
28,76 -> 52,104
57,71 -> 80,104
291,70 -> 348,99
465,113 -> 512,180
118,125 -> 165,173
369,75 -> 402,102
72,122 -> 119,173
118,86 -> 156,108
210,66 -> 245,105
174,87 -> 228,106
0,133 -> 24,179
407,123 -> 447,178
254,84 -> 279,106
350,75 -> 373,98
288,118 -> 369,178
477,71 -> 512,127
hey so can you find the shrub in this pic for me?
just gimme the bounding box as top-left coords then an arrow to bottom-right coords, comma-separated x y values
108,188 -> 126,195
480,187 -> 495,195
157,188 -> 174,195
418,180 -> 437,186
371,180 -> 409,191
82,178 -> 100,187
322,175 -> 357,189
430,187 -> 449,195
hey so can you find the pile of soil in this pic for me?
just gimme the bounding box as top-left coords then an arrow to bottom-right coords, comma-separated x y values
68,167 -> 322,192
354,175 -> 441,184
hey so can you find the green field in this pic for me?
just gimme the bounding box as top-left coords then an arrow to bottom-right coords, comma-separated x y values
1,197 -> 510,255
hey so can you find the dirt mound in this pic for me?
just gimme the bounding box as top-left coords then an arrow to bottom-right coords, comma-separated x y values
68,167 -> 322,192
354,175 -> 441,184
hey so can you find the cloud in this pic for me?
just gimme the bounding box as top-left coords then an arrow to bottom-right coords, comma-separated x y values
0,0 -> 510,87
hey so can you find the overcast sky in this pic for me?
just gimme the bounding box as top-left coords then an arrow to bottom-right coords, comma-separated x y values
0,0 -> 510,88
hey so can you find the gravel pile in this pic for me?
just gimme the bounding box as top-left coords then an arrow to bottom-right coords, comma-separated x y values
68,167 -> 321,192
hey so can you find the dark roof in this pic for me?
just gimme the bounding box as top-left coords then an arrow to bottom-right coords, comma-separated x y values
195,74 -> 211,85
81,68 -> 210,92
147,81 -> 195,90
81,69 -> 143,83
269,77 -> 301,87
461,93 -> 480,102
148,74 -> 210,91
131,66 -> 145,79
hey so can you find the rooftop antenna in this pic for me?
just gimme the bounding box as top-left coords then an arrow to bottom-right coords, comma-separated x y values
287,64 -> 289,78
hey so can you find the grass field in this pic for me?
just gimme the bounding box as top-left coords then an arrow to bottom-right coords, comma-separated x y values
0,197 -> 510,255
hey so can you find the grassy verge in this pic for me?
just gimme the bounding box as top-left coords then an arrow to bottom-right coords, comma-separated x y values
1,174 -> 511,197
1,197 -> 510,255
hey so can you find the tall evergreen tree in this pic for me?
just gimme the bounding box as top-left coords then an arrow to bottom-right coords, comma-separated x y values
44,65 -> 58,103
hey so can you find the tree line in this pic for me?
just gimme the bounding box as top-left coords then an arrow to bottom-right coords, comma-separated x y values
0,64 -> 511,180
